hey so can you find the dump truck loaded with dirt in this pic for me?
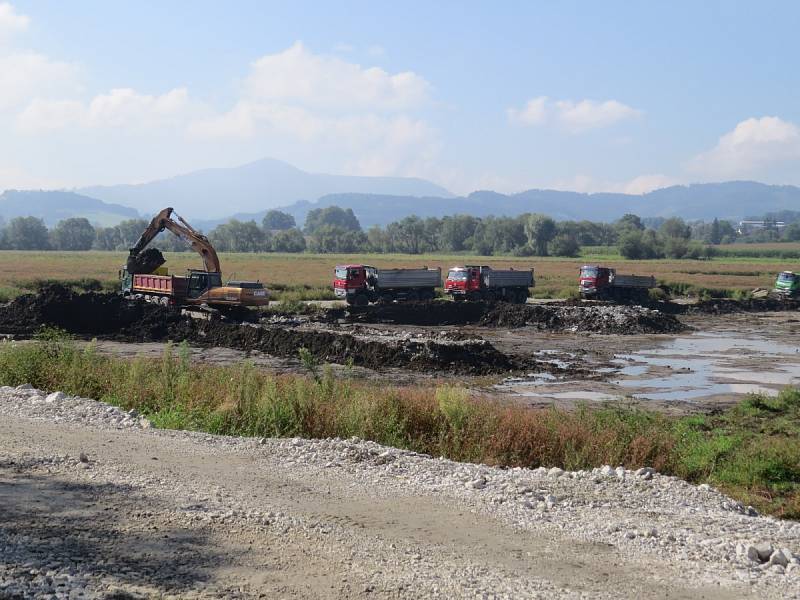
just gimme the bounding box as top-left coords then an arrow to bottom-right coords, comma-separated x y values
579,265 -> 656,302
333,264 -> 442,305
120,207 -> 269,313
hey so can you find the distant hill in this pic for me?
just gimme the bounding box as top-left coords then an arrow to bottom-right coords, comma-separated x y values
79,158 -> 453,220
0,190 -> 140,227
233,181 -> 800,228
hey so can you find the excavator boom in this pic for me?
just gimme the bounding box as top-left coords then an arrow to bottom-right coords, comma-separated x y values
128,207 -> 221,273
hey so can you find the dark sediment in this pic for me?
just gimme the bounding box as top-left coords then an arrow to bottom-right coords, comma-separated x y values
0,286 -> 515,374
343,300 -> 686,334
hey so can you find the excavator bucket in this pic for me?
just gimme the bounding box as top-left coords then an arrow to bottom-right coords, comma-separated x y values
127,247 -> 166,275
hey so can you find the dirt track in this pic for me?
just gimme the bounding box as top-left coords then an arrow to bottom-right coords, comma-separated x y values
4,387 -> 798,598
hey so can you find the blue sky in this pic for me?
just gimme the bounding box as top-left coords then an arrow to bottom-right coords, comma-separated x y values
1,1 -> 799,194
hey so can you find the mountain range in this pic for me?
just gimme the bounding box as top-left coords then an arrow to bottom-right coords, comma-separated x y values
190,181 -> 800,230
2,158 -> 800,229
79,158 -> 452,220
0,190 -> 139,227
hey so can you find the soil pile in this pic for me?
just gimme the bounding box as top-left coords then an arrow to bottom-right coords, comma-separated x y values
344,300 -> 685,334
479,303 -> 687,334
345,301 -> 487,326
684,297 -> 800,315
170,320 -> 516,374
0,285 -> 181,338
0,286 -> 515,374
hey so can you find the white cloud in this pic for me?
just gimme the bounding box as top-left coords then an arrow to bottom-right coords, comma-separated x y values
689,116 -> 800,179
507,96 -> 548,125
188,42 -> 439,178
0,2 -> 28,42
0,52 -> 80,110
0,165 -> 64,192
243,41 -> 428,111
16,87 -> 190,132
508,96 -> 641,132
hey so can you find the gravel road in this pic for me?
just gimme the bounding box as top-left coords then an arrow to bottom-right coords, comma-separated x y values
1,385 -> 799,599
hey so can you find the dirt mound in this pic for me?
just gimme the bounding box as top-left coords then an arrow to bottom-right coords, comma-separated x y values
479,303 -> 686,334
0,284 -> 182,337
0,286 -> 515,374
126,248 -> 166,275
345,300 -> 488,326
343,299 -> 684,334
167,320 -> 516,375
684,297 -> 800,315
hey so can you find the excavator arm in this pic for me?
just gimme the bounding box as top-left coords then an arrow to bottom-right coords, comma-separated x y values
128,207 -> 221,274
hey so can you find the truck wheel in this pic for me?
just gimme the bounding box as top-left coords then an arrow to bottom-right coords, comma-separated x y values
353,294 -> 369,307
160,296 -> 170,307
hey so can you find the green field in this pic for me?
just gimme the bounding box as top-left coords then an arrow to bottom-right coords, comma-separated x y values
0,246 -> 797,301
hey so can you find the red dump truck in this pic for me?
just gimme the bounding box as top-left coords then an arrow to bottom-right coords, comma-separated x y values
333,264 -> 441,306
579,265 -> 655,301
123,270 -> 269,308
444,265 -> 534,303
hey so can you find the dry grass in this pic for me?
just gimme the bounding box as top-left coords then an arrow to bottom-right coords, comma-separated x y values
0,249 -> 793,299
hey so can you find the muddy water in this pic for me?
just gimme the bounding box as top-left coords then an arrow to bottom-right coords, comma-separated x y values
495,312 -> 800,412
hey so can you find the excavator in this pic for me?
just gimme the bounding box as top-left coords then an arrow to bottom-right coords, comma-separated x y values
119,207 -> 269,314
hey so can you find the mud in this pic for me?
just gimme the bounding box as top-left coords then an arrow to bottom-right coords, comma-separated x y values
0,286 -> 517,375
342,300 -> 685,334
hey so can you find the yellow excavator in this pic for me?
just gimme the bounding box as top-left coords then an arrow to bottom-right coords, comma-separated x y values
120,207 -> 269,312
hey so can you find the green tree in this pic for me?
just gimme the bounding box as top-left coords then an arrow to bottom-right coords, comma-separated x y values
660,217 -> 691,240
308,224 -> 367,253
366,225 -> 392,253
304,206 -> 361,234
5,216 -> 50,250
209,220 -> 267,252
524,214 -> 557,256
51,217 -> 95,250
439,215 -> 478,252
262,210 -> 296,231
783,222 -> 800,242
271,228 -> 307,253
708,218 -> 722,245
93,226 -> 122,250
387,216 -> 427,254
615,213 -> 645,234
115,219 -> 150,248
550,233 -> 581,257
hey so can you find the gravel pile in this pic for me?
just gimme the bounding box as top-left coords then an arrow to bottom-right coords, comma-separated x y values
2,385 -> 799,599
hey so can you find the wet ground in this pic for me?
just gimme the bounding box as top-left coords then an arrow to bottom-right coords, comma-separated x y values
488,312 -> 800,414
1,286 -> 798,414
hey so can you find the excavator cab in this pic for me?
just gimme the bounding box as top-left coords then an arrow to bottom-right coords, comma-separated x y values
187,270 -> 222,299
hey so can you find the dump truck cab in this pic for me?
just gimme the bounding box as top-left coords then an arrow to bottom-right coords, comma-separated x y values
334,264 -> 375,297
579,265 -> 612,297
445,265 -> 532,303
774,271 -> 800,297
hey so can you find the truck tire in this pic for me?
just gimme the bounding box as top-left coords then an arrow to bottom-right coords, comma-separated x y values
353,294 -> 369,307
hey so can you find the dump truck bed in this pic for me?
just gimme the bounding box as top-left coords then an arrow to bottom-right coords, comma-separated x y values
612,274 -> 656,289
375,268 -> 442,289
484,269 -> 534,288
131,274 -> 188,297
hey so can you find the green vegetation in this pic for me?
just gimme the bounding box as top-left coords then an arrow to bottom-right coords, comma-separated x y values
1,333 -> 798,518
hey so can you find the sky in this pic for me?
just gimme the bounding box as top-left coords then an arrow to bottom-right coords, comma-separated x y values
0,0 -> 799,195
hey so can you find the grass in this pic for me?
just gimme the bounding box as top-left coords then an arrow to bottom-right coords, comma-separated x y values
1,332 -> 798,518
0,246 -> 795,301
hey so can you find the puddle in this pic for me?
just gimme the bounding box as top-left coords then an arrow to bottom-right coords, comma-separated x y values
499,331 -> 800,404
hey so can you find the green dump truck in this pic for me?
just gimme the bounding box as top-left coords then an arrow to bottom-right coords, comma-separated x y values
773,271 -> 800,297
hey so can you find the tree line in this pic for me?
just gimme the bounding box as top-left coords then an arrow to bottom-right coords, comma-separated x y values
1,206 -> 799,257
